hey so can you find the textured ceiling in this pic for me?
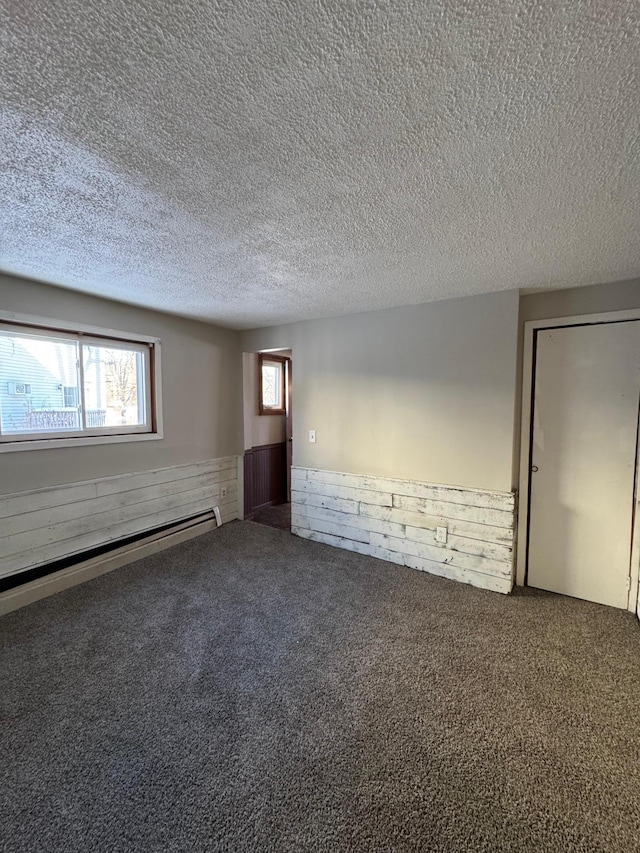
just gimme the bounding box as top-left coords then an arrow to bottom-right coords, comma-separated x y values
0,1 -> 639,329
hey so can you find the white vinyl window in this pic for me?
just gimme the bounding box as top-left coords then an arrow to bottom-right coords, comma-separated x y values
0,316 -> 162,450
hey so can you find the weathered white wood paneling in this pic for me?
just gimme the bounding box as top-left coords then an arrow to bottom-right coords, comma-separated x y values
290,491 -> 360,515
358,503 -> 514,546
291,477 -> 393,506
298,502 -> 407,539
304,468 -> 515,512
291,513 -> 371,544
392,494 -> 512,527
0,457 -> 238,580
291,467 -> 515,594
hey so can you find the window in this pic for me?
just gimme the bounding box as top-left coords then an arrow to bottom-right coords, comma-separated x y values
259,353 -> 286,415
62,385 -> 78,408
0,315 -> 162,450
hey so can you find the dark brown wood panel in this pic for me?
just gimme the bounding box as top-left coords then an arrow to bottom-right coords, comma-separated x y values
244,442 -> 287,516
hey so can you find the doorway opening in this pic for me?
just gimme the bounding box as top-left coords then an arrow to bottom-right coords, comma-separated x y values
517,311 -> 640,612
242,348 -> 292,532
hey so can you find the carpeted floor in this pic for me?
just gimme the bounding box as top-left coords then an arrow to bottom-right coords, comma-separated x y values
2,521 -> 640,853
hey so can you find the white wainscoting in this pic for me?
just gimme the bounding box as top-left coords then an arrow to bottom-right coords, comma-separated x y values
0,456 -> 239,582
291,467 -> 516,594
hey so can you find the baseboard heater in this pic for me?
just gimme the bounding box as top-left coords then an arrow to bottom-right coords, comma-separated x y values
0,509 -> 216,594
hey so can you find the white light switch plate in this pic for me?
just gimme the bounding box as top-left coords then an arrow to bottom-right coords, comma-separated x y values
309,430 -> 316,443
436,526 -> 448,544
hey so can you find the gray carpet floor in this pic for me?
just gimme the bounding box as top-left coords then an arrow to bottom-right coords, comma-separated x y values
2,521 -> 640,853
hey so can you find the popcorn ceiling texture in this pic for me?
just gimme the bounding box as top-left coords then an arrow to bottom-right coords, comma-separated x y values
0,1 -> 638,329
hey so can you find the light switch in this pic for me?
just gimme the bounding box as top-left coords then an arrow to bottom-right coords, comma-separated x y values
309,429 -> 316,443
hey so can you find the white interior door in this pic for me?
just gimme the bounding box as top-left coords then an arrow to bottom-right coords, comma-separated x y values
528,321 -> 640,609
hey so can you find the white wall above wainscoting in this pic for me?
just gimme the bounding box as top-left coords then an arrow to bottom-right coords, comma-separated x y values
0,456 -> 239,583
291,467 -> 516,594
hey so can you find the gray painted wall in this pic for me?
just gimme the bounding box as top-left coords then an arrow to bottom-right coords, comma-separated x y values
4,273 -> 635,501
0,274 -> 243,495
242,289 -> 520,493
513,278 -> 640,483
520,278 -> 640,324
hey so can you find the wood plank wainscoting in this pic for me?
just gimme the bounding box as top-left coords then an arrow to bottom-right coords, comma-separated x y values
0,456 -> 239,614
244,442 -> 287,517
291,467 -> 516,594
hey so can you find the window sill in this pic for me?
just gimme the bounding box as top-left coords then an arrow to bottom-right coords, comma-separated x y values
0,431 -> 164,453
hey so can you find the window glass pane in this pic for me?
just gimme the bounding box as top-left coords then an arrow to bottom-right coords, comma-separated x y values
63,386 -> 78,408
261,363 -> 281,408
0,331 -> 80,434
83,344 -> 146,428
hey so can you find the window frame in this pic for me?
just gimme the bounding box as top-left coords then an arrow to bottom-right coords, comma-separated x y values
0,311 -> 163,452
258,353 -> 287,416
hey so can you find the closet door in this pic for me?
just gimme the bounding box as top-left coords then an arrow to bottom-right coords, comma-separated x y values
528,321 -> 640,608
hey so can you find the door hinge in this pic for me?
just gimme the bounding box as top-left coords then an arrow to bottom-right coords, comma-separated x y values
627,576 -> 632,592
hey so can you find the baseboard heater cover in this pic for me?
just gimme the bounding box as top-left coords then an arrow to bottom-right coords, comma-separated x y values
0,509 -> 216,594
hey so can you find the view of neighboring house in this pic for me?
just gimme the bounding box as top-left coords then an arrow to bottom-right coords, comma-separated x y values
0,329 -> 146,434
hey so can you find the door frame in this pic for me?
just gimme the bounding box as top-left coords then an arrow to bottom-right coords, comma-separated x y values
516,308 -> 640,613
285,356 -> 293,502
